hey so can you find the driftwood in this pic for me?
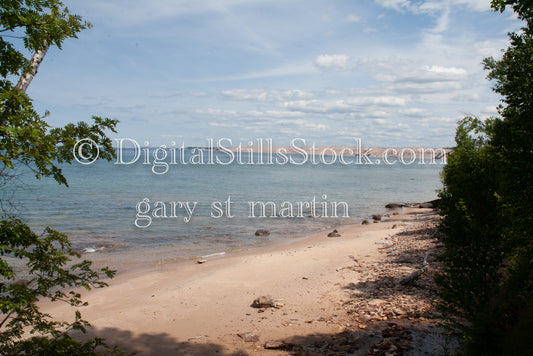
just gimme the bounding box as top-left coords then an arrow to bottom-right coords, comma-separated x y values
400,252 -> 429,285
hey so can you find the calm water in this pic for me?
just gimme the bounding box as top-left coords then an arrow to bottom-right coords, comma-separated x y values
7,149 -> 444,268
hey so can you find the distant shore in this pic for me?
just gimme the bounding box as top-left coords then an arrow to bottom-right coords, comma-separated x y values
42,206 -> 455,355
224,145 -> 451,158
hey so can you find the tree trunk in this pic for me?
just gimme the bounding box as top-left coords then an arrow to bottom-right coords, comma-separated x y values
15,45 -> 49,93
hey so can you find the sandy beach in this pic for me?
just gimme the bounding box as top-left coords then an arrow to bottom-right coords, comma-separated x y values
42,207 -> 453,355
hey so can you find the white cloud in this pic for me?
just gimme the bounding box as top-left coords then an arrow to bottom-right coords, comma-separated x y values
349,96 -> 406,106
374,0 -> 411,11
281,99 -> 349,113
281,96 -> 406,114
399,108 -> 431,117
368,58 -> 468,85
82,0 -> 291,27
314,54 -> 352,71
373,0 -> 490,34
35,0 -> 512,147
448,0 -> 490,12
193,63 -> 315,82
346,14 -> 362,22
374,0 -> 490,13
425,65 -> 466,75
276,119 -> 328,131
221,88 -> 315,101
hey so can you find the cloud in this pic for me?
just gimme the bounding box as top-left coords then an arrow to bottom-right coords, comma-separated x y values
374,0 -> 490,13
221,88 -> 315,101
82,0 -> 291,27
346,14 -> 362,22
33,0 -> 510,148
275,119 -> 329,131
374,0 -> 411,11
373,0 -> 490,33
281,96 -> 406,114
314,54 -> 352,71
368,59 -> 468,85
399,108 -> 432,117
350,96 -> 406,106
424,65 -> 466,75
192,63 -> 315,82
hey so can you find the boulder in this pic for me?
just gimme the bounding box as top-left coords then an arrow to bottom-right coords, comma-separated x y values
255,229 -> 270,236
418,199 -> 442,209
418,202 -> 434,209
385,203 -> 404,209
372,214 -> 382,221
238,332 -> 259,342
264,340 -> 287,349
362,220 -> 370,225
327,229 -> 341,237
251,295 -> 277,308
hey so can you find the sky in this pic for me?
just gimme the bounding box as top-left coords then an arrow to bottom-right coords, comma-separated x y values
28,0 -> 521,147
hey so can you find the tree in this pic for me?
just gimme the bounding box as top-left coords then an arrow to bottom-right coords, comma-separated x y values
0,1 -> 119,354
437,1 -> 533,354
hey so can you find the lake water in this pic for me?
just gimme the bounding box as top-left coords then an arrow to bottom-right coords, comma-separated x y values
7,148 -> 444,269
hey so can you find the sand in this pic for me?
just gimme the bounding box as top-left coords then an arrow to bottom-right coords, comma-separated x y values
41,208 -> 452,355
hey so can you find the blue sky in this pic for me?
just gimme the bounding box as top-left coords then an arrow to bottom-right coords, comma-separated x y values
28,0 -> 520,147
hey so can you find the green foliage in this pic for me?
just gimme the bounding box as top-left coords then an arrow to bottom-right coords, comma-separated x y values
437,118 -> 505,353
0,219 -> 116,355
0,1 -> 119,354
437,1 -> 533,354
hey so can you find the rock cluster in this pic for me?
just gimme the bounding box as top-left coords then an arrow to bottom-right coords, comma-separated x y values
263,213 -> 460,355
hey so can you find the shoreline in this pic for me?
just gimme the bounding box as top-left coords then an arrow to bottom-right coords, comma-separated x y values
78,207 -> 390,278
42,206 -> 453,355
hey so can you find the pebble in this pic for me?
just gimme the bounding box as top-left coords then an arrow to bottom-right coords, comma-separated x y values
238,332 -> 259,342
264,340 -> 286,349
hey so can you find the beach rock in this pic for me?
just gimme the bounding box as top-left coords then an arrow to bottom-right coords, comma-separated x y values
428,198 -> 442,207
238,332 -> 259,342
418,202 -> 434,209
385,203 -> 404,209
264,340 -> 287,349
196,259 -> 207,264
393,308 -> 406,316
362,220 -> 370,225
328,229 -> 341,237
251,295 -> 277,308
255,229 -> 270,236
391,224 -> 398,229
372,214 -> 382,221
368,298 -> 386,306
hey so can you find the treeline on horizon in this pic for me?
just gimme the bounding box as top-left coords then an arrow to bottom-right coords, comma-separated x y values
436,0 -> 533,354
